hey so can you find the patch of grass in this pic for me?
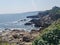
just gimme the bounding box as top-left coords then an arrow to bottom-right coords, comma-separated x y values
0,42 -> 16,45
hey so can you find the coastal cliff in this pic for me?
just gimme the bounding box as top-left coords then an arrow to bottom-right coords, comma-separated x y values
25,6 -> 60,28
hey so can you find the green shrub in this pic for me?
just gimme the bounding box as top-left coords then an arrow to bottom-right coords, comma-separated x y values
33,29 -> 60,45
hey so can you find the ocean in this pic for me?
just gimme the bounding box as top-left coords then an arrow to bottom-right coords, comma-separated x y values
0,11 -> 39,31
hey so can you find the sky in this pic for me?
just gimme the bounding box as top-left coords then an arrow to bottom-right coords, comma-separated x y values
0,0 -> 60,14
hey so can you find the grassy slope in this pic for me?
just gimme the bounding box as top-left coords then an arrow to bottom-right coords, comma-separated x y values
32,19 -> 60,45
40,19 -> 60,36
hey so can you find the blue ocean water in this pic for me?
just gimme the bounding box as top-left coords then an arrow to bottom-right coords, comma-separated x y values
0,12 -> 39,31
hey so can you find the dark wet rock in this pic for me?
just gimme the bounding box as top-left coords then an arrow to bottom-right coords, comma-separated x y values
21,19 -> 26,21
29,19 -> 42,27
27,15 -> 39,18
18,19 -> 27,23
24,19 -> 26,21
23,36 -> 31,42
24,22 -> 33,25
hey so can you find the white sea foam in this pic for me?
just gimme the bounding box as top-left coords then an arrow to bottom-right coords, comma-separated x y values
0,12 -> 39,31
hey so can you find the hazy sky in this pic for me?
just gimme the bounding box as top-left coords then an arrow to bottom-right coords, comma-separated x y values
0,0 -> 60,14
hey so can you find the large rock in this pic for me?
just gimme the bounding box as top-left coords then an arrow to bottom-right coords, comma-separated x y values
23,36 -> 31,42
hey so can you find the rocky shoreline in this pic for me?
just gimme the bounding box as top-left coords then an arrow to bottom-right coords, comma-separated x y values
0,29 -> 40,45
